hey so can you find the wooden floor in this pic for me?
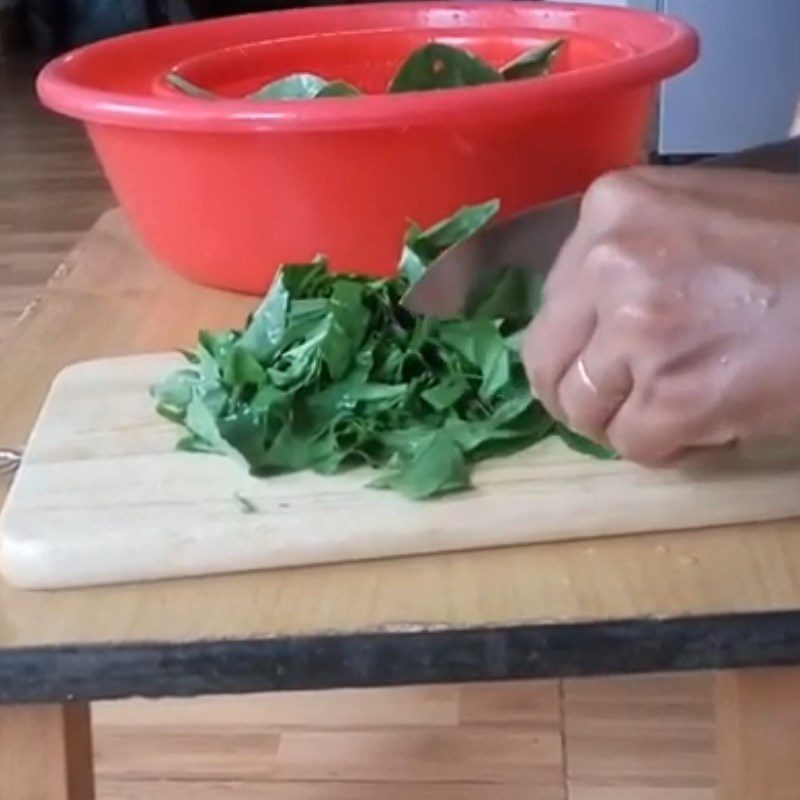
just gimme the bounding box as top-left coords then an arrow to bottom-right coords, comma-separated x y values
0,55 -> 110,339
91,675 -> 715,800
0,53 -> 717,799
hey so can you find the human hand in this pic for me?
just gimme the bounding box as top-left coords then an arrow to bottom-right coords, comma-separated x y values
523,167 -> 800,465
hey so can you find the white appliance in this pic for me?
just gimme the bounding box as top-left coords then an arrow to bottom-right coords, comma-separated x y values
548,0 -> 800,155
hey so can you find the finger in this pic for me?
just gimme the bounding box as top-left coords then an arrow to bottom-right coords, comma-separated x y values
654,441 -> 739,467
605,397 -> 685,466
557,333 -> 633,443
523,304 -> 596,422
605,392 -> 735,467
523,220 -> 599,420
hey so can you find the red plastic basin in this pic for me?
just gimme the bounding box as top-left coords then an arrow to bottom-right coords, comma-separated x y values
37,2 -> 698,294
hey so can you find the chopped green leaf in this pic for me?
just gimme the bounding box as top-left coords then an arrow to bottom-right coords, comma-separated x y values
371,429 -> 471,499
223,347 -> 266,388
421,375 -> 469,411
184,394 -> 228,455
405,200 -> 500,267
319,280 -> 368,380
151,368 -> 198,419
155,201 -> 612,500
556,424 -> 618,460
238,274 -> 289,361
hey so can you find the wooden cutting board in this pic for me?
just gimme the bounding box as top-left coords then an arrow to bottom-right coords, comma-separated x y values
2,352 -> 800,590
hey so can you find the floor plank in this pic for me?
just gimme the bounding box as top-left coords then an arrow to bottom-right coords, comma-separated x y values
0,54 -> 110,340
94,683 -> 565,798
91,676 -> 718,799
564,674 -> 715,800
101,780 -> 540,800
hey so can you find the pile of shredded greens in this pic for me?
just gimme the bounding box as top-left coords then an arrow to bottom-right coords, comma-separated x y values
167,39 -> 564,99
153,201 -> 614,500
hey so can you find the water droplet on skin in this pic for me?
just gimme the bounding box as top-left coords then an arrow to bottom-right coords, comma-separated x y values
759,293 -> 778,309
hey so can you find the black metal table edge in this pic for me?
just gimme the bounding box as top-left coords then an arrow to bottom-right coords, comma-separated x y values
3,609 -> 800,704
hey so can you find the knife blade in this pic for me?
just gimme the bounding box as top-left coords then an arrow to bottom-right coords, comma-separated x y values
403,135 -> 800,318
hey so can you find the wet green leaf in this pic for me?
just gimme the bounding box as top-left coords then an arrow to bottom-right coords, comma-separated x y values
556,424 -> 618,460
151,368 -> 198,418
156,202 -> 611,500
371,429 -> 471,499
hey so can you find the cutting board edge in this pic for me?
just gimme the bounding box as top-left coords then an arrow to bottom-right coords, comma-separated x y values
3,502 -> 800,591
54,352 -> 182,383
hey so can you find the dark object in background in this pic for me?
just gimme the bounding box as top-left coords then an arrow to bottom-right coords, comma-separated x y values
0,3 -> 21,53
185,0 -> 366,14
22,0 -> 370,55
25,0 -> 190,53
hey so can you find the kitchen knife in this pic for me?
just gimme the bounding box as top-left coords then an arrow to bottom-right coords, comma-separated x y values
403,135 -> 800,318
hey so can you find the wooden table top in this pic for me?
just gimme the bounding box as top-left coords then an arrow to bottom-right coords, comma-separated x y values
1,210 -> 800,704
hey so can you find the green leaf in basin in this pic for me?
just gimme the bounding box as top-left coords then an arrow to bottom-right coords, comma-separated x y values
166,72 -> 219,98
388,42 -> 503,93
248,73 -> 362,100
501,39 -> 565,81
315,80 -> 363,98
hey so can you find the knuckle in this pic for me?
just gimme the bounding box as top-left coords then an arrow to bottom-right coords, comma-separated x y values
583,234 -> 634,276
582,228 -> 666,286
612,279 -> 688,339
581,170 -> 646,221
582,166 -> 686,231
584,171 -> 634,206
